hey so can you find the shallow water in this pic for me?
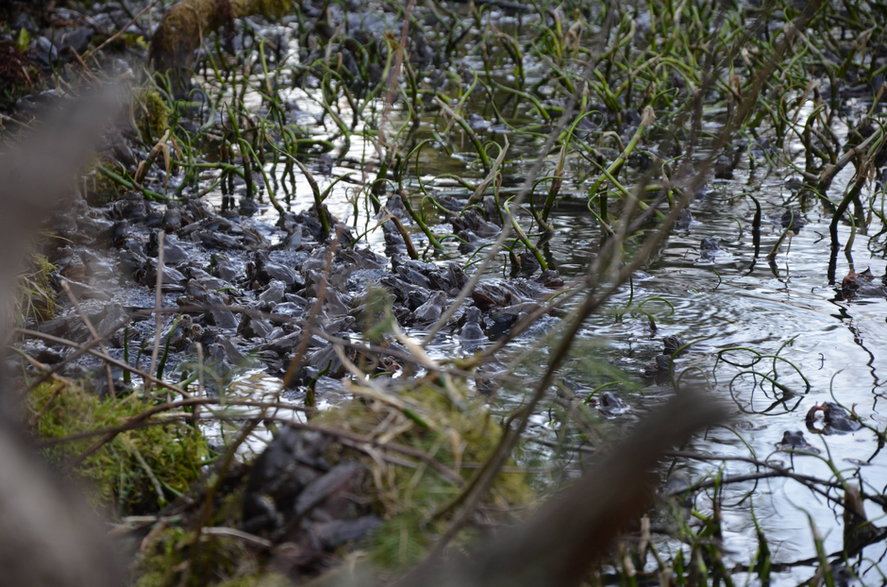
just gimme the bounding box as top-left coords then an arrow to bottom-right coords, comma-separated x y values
185,12 -> 887,584
537,164 -> 887,580
223,106 -> 887,582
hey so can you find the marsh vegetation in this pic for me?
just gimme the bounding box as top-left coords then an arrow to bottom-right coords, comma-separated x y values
2,0 -> 887,584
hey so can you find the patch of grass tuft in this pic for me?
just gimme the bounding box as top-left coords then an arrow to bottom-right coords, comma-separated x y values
17,252 -> 56,323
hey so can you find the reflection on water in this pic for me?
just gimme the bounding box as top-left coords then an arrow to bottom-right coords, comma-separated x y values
542,171 -> 887,581
199,369 -> 305,458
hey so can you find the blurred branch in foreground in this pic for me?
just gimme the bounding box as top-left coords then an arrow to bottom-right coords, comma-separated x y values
0,86 -> 128,587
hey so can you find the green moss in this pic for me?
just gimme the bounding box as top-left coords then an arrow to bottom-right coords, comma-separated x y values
133,523 -> 272,587
132,486 -> 279,587
136,89 -> 171,144
366,512 -> 429,569
28,381 -> 208,515
361,286 -> 396,345
217,573 -> 293,587
133,526 -> 190,587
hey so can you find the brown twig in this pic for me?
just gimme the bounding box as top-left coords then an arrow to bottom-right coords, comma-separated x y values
148,230 -> 166,390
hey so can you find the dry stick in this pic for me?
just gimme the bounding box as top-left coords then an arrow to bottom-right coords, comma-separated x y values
0,87 -> 132,587
23,375 -> 70,428
109,515 -> 274,550
195,341 -> 205,409
417,5 -> 638,349
585,108 -> 656,233
387,213 -> 420,259
41,402 -> 464,487
280,231 -> 341,392
13,350 -> 74,387
823,128 -> 884,279
129,441 -> 165,505
359,0 -> 415,214
34,397 -> 302,447
0,111 -> 33,130
466,138 -> 510,205
186,398 -> 269,585
290,421 -> 463,486
199,526 -> 272,549
46,300 -> 480,387
420,77 -> 593,348
183,301 -> 462,377
431,178 -> 692,528
197,402 -> 266,530
148,229 -> 166,391
18,303 -> 159,397
378,0 -> 415,153
466,174 -> 669,396
454,181 -> 668,394
66,48 -> 101,83
133,129 -> 171,185
334,346 -> 411,412
400,392 -> 727,587
427,163 -> 646,557
817,125 -> 884,190
408,31 -> 644,550
729,2 -> 825,138
469,179 -> 676,370
60,280 -> 116,398
71,404 -> 200,467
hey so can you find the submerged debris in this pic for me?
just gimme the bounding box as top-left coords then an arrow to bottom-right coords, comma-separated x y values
780,208 -> 806,233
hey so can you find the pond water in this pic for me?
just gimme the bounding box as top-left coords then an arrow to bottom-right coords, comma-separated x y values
215,97 -> 887,582
587,175 -> 887,582
183,9 -> 887,584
